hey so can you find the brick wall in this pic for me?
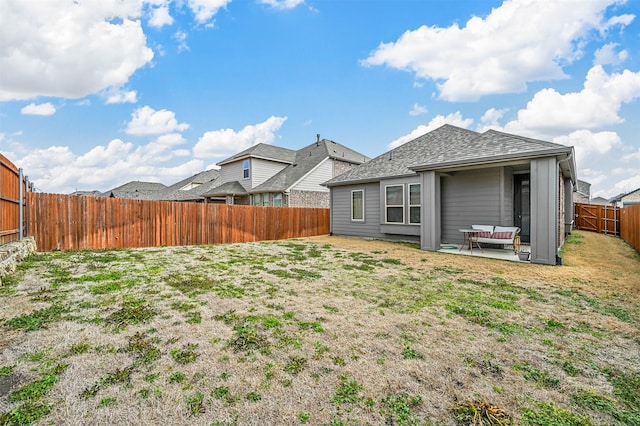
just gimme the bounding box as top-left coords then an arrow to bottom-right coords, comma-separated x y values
289,190 -> 330,208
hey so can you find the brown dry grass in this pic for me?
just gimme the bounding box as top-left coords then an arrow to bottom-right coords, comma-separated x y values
0,230 -> 638,426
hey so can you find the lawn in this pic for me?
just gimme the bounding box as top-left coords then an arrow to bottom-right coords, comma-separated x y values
0,231 -> 639,425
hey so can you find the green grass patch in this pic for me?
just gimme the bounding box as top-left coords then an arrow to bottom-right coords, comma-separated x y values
4,303 -> 70,332
521,401 -> 595,425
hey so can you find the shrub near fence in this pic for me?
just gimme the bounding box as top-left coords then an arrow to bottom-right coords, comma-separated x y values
27,193 -> 330,252
620,204 -> 640,253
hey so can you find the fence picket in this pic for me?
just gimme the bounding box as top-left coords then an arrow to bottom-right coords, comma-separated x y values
25,193 -> 329,252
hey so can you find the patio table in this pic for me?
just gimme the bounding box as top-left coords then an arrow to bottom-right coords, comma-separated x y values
459,229 -> 483,253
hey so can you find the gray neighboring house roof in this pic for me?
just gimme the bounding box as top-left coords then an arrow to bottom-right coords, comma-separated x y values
591,196 -> 609,205
251,139 -> 370,193
159,169 -> 221,201
217,144 -> 297,166
71,190 -> 102,196
101,181 -> 168,199
325,124 -> 576,186
202,181 -> 248,197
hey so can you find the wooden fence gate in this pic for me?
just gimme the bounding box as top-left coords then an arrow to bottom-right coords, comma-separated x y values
574,203 -> 619,235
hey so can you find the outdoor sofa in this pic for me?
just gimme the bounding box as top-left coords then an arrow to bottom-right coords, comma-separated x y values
470,225 -> 521,253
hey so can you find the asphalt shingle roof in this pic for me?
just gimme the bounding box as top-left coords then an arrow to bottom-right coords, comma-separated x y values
217,144 -> 296,166
251,139 -> 369,193
201,181 -> 248,197
325,124 -> 572,186
159,169 -> 221,201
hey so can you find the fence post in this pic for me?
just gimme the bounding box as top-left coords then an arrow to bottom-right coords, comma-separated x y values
19,168 -> 24,241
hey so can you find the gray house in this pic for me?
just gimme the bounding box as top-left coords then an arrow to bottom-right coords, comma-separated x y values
324,125 -> 577,265
202,136 -> 369,208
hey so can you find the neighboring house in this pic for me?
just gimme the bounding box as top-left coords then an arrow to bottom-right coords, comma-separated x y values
574,179 -> 591,204
101,181 -> 168,200
158,169 -> 221,202
324,124 -> 577,266
201,136 -> 369,208
590,196 -> 609,205
609,187 -> 640,207
75,169 -> 221,202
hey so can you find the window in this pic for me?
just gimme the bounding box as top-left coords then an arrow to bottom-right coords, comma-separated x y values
274,193 -> 283,207
253,194 -> 261,206
262,193 -> 270,206
409,184 -> 421,224
351,190 -> 364,221
243,159 -> 250,179
385,185 -> 404,223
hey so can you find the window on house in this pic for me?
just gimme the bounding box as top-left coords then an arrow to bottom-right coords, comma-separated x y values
243,159 -> 250,179
274,193 -> 283,207
409,184 -> 421,224
262,193 -> 270,206
253,194 -> 261,206
385,185 -> 404,223
351,190 -> 364,221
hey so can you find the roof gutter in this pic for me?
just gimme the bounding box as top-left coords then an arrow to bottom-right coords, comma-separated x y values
557,148 -> 577,186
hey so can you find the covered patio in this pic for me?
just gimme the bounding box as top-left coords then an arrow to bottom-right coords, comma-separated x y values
438,243 -> 531,262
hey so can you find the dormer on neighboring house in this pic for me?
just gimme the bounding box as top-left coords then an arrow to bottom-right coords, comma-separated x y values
202,135 -> 369,207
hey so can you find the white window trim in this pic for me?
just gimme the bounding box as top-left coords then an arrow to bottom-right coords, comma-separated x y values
385,184 -> 404,224
351,189 -> 365,222
242,159 -> 250,179
409,183 -> 421,225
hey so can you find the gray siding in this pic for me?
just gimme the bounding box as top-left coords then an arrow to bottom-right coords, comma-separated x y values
440,168 -> 503,244
501,168 -> 514,225
330,183 -> 384,238
530,158 -> 557,265
251,158 -> 288,188
220,161 -> 245,186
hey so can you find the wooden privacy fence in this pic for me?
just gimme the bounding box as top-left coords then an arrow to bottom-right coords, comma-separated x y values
575,202 -> 640,253
574,203 -> 620,235
0,154 -> 32,245
620,204 -> 640,253
27,193 -> 330,252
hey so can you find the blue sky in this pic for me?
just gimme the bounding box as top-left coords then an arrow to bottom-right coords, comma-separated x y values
1,0 -> 639,199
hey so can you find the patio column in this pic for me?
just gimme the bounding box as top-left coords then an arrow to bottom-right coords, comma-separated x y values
420,171 -> 440,251
530,158 -> 558,265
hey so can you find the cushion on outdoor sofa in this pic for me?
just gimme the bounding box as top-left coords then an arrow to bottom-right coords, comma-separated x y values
476,231 -> 492,238
492,231 -> 513,239
471,225 -> 494,234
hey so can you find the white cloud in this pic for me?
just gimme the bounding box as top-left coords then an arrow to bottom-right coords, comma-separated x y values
409,103 -> 427,116
504,66 -> 640,137
20,103 -> 56,116
258,0 -> 305,10
14,137 -> 204,194
103,87 -> 138,104
388,112 -> 473,149
173,31 -> 190,52
193,116 -> 287,159
363,0 -> 632,101
125,106 -> 190,135
187,0 -> 231,25
593,43 -> 628,66
478,107 -> 509,131
553,130 -> 622,166
600,173 -> 640,198
148,3 -> 174,28
0,0 -> 154,101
